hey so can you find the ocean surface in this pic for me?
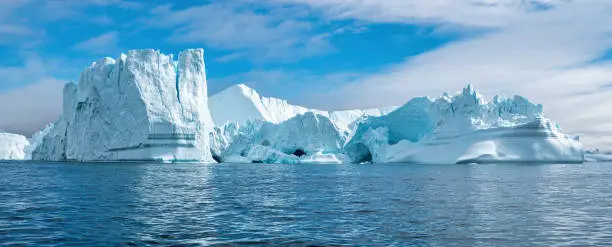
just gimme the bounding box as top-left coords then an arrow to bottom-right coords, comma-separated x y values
1,162 -> 612,246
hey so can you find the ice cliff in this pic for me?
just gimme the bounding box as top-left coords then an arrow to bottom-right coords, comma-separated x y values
345,85 -> 584,164
209,84 -> 397,132
33,49 -> 215,162
0,133 -> 29,160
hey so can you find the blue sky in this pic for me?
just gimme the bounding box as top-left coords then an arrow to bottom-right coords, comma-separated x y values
2,0 -> 612,149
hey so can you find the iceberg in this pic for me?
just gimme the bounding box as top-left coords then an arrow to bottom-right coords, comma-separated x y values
345,85 -> 584,164
209,84 -> 397,132
23,47 -> 583,164
33,49 -> 215,163
210,112 -> 349,164
584,150 -> 612,162
0,132 -> 29,160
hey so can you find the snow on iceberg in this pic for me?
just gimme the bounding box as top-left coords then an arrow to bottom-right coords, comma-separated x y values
0,132 -> 29,160
210,112 -> 349,164
209,83 -> 397,132
33,49 -> 215,163
345,85 -> 584,164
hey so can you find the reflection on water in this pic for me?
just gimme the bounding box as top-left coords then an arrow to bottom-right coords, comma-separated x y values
1,162 -> 612,246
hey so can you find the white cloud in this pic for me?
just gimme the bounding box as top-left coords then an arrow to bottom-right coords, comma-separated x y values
40,0 -> 144,21
0,55 -> 49,89
0,0 -> 139,46
0,78 -> 66,137
73,31 -> 120,53
274,0 -> 564,27
143,3 -> 334,62
300,1 -> 612,149
215,52 -> 247,63
0,1 -> 38,44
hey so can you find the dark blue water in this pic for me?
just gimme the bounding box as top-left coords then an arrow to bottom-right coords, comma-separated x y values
1,162 -> 612,246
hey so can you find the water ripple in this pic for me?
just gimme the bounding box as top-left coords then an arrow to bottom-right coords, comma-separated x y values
1,162 -> 612,246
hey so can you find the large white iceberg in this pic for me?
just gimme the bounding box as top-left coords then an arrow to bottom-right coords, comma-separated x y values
210,112 -> 349,164
33,49 -> 215,163
0,132 -> 29,160
345,85 -> 584,164
209,84 -> 397,132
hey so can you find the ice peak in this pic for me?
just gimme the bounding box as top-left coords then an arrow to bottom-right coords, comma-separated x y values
219,83 -> 261,100
90,57 -> 116,68
456,83 -> 484,104
463,82 -> 474,93
234,83 -> 254,93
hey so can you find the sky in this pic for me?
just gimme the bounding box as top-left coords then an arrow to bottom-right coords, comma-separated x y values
1,0 -> 612,150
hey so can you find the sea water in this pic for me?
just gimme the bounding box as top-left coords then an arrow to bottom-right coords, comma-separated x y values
1,162 -> 612,246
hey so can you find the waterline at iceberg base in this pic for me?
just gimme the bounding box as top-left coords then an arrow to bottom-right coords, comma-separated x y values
17,48 -> 583,164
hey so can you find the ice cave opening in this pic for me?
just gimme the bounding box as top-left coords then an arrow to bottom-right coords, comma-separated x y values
292,149 -> 306,157
347,143 -> 372,164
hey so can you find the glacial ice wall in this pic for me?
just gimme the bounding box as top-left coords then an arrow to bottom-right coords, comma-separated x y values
33,49 -> 215,162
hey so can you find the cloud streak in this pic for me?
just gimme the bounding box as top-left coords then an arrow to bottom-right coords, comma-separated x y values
274,0 -> 564,27
73,31 -> 120,54
143,2 -> 334,62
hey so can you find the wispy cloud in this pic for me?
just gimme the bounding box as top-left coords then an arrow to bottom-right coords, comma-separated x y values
0,54 -> 49,89
142,2 -> 334,62
73,31 -> 120,54
274,0 -> 564,27
40,0 -> 144,21
0,1 -> 38,45
215,52 -> 247,63
0,0 -> 141,47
